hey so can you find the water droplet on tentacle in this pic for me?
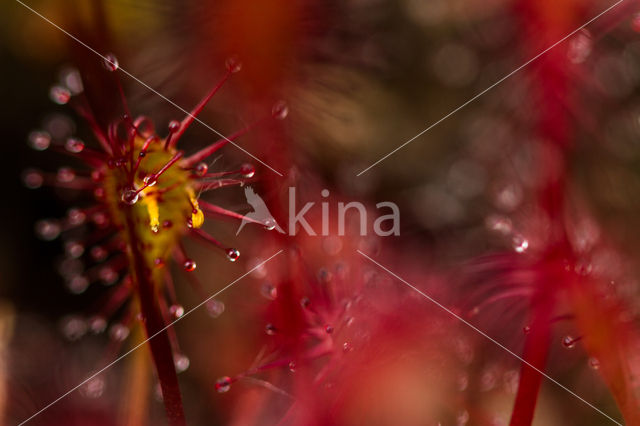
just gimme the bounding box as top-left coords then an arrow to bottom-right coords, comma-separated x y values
215,376 -> 232,393
206,299 -> 225,318
50,86 -> 71,104
60,315 -> 87,340
174,354 -> 190,373
65,241 -> 84,258
35,219 -> 61,240
57,167 -> 76,183
28,131 -> 51,151
88,316 -> 107,334
67,275 -> 89,294
271,101 -> 289,120
239,163 -> 255,178
183,259 -> 197,272
512,235 -> 529,253
109,323 -> 130,341
226,248 -> 240,262
65,137 -> 85,153
562,335 -> 579,349
103,53 -> 119,72
59,67 -> 83,95
99,267 -> 118,285
168,120 -> 180,134
22,169 -> 43,189
169,304 -> 185,319
194,162 -> 208,177
80,377 -> 105,399
121,188 -> 139,205
225,55 -> 242,73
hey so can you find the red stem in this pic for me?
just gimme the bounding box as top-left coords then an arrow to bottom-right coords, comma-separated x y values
510,290 -> 554,426
124,209 -> 186,426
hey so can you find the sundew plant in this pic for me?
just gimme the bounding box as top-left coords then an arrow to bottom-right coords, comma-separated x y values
4,0 -> 640,425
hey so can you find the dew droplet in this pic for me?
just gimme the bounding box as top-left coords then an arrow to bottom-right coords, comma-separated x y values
239,163 -> 255,178
568,30 -> 592,64
271,101 -> 289,120
22,169 -> 43,189
168,120 -> 180,133
90,246 -> 108,262
28,130 -> 51,151
183,259 -> 197,272
109,323 -> 130,341
522,325 -> 531,335
485,214 -> 512,235
80,377 -> 105,399
260,282 -> 278,300
263,219 -> 277,231
67,275 -> 89,294
88,316 -> 107,334
60,315 -> 87,341
50,85 -> 71,104
174,354 -> 190,373
169,304 -> 185,319
67,208 -> 86,225
562,335 -> 577,349
143,174 -> 157,187
226,248 -> 240,262
215,376 -> 232,393
456,410 -> 469,426
103,53 -> 119,72
512,235 -> 529,254
343,342 -> 352,352
44,113 -> 75,139
225,55 -> 242,73
206,299 -> 225,318
65,241 -> 84,259
35,219 -> 61,240
99,267 -> 118,285
60,67 -> 83,95
300,297 -> 310,308
589,357 -> 600,370
325,325 -> 334,334
288,361 -> 297,372
194,162 -> 208,176
265,323 -> 277,335
57,167 -> 76,183
65,137 -> 85,153
121,188 -> 139,205
58,258 -> 83,278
